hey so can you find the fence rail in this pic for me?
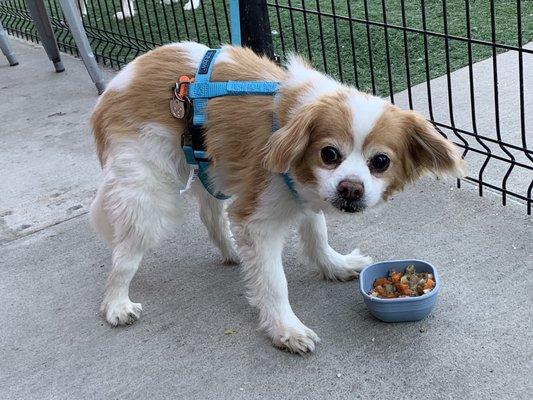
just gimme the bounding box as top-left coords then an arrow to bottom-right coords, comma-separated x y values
1,0 -> 532,214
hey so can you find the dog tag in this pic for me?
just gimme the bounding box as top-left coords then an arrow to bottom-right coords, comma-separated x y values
170,98 -> 186,119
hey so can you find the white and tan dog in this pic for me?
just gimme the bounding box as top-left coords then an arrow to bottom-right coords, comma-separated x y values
90,42 -> 463,354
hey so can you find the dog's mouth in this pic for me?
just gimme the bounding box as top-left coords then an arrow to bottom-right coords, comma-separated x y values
330,197 -> 367,213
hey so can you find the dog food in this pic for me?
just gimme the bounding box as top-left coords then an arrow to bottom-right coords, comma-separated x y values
369,265 -> 435,298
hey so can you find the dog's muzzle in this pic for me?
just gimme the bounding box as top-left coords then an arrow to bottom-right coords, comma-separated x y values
332,180 -> 367,213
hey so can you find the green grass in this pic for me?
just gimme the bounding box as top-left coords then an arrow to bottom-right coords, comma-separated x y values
1,0 -> 532,96
269,0 -> 533,95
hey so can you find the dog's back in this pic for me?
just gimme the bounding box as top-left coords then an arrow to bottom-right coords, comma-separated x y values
91,43 -> 197,166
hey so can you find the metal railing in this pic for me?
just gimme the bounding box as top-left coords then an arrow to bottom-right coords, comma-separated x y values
1,0 -> 531,214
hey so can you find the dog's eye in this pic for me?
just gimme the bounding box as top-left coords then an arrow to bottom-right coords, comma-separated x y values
321,146 -> 340,165
369,153 -> 390,173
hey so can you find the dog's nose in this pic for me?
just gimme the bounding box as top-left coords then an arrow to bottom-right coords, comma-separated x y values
337,180 -> 364,201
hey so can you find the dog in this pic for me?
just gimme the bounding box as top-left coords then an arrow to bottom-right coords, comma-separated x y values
79,0 -> 200,20
90,41 -> 463,354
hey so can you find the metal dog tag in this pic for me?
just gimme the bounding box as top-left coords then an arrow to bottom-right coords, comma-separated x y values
170,98 -> 186,119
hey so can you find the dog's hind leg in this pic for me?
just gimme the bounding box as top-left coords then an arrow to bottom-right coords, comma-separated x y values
192,182 -> 239,264
299,210 -> 372,281
92,174 -> 149,326
103,242 -> 144,326
93,124 -> 185,326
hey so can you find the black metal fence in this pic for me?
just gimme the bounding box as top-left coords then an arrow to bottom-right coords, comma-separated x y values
1,0 -> 532,214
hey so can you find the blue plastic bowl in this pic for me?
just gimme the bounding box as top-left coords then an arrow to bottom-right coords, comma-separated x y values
359,259 -> 441,322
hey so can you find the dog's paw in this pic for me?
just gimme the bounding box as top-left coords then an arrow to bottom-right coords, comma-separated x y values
114,10 -> 134,20
101,299 -> 142,326
316,249 -> 372,282
270,324 -> 320,355
342,248 -> 373,275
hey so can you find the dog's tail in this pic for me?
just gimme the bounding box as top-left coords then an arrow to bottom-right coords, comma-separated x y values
91,93 -> 111,168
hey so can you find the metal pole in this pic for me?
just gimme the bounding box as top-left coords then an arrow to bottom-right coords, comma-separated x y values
0,20 -> 18,66
238,0 -> 274,60
58,0 -> 106,94
24,0 -> 64,72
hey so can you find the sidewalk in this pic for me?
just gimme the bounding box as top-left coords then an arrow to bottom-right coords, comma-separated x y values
1,39 -> 532,400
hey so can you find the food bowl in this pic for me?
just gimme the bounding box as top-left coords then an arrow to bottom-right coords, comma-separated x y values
359,259 -> 441,322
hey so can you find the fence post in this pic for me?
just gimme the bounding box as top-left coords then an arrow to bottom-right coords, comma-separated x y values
239,0 -> 274,60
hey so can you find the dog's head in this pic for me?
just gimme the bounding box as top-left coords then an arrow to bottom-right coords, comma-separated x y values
263,56 -> 464,213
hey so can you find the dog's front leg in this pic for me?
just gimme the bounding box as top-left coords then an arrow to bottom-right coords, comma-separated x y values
299,210 -> 372,281
234,219 -> 320,354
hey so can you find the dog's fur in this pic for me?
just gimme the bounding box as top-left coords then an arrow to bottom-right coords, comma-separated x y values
79,0 -> 200,20
90,42 -> 463,354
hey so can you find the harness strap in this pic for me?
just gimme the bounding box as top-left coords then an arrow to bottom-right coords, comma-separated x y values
182,49 -> 230,200
191,49 -> 221,127
183,48 -> 299,201
191,81 -> 280,126
190,81 -> 280,98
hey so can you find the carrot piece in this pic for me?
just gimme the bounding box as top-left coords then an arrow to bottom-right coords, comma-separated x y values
395,283 -> 413,296
424,278 -> 435,290
390,272 -> 402,284
374,277 -> 389,287
375,285 -> 387,297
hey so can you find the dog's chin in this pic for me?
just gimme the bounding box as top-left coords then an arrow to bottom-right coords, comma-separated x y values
329,197 -> 367,214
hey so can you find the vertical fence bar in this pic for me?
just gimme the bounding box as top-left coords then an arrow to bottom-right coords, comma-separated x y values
188,0 -> 202,42
177,0 -> 192,40
301,0 -> 312,61
441,0 -> 469,184
381,0 -> 394,102
239,0 -> 274,59
287,0 -> 298,52
314,0 -> 327,72
363,0 -> 376,94
516,0 -> 532,215
330,0 -> 343,81
210,0 -> 222,43
489,0 -> 516,206
272,0 -> 286,56
199,0 -> 213,47
346,0 -> 360,88
400,0 -> 413,109
465,0 -> 490,197
168,2 -> 182,42
420,0 -> 435,121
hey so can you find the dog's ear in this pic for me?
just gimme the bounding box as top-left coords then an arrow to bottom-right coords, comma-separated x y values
401,110 -> 465,180
262,103 -> 318,173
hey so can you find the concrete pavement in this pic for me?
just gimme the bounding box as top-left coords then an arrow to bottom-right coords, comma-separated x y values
1,39 -> 532,400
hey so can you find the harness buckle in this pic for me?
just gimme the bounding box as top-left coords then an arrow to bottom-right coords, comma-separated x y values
175,76 -> 193,100
170,76 -> 193,120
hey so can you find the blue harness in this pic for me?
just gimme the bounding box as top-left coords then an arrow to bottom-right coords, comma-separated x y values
180,49 -> 298,200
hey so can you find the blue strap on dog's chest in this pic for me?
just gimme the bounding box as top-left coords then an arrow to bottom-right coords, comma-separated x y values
184,49 -> 298,200
190,49 -> 280,125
